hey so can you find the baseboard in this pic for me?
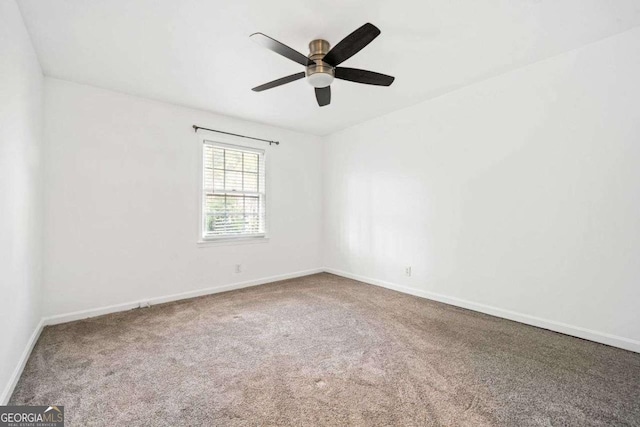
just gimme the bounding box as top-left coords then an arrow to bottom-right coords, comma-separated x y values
43,268 -> 324,326
1,318 -> 45,405
324,268 -> 640,354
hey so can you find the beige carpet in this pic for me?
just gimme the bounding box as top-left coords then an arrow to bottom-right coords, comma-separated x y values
10,273 -> 640,426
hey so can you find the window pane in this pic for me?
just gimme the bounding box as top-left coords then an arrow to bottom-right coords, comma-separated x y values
225,170 -> 243,191
225,150 -> 243,171
204,145 -> 213,167
203,168 -> 213,191
213,147 -> 224,169
213,169 -> 225,191
244,153 -> 258,173
243,172 -> 258,192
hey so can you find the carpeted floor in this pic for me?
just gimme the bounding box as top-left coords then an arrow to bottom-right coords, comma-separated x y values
10,273 -> 640,426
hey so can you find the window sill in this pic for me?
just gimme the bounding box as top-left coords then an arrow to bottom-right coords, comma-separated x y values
197,236 -> 270,247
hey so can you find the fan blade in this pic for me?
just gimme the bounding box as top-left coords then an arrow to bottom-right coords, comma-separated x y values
334,67 -> 395,86
322,23 -> 381,66
315,86 -> 331,107
252,72 -> 306,92
250,33 -> 312,67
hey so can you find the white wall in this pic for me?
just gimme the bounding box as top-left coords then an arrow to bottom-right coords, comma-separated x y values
0,0 -> 44,403
43,78 -> 323,317
324,28 -> 640,351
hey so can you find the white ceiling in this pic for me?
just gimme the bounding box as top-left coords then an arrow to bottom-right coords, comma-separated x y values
17,0 -> 640,135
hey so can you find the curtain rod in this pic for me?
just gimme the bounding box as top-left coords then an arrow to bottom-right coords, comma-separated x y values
192,125 -> 279,145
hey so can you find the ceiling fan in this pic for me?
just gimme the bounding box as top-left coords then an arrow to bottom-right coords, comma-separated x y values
250,23 -> 395,107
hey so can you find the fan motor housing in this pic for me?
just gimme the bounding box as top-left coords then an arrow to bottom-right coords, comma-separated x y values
306,39 -> 334,88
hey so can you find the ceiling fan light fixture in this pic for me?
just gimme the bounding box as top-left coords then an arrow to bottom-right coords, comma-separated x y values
307,72 -> 334,88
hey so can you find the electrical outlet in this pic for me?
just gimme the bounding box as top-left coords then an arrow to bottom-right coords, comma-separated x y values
235,264 -> 242,274
405,266 -> 412,277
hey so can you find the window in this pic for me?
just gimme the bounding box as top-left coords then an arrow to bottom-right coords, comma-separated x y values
201,141 -> 266,240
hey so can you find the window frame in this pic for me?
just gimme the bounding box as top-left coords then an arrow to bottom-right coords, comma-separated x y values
198,137 -> 268,244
